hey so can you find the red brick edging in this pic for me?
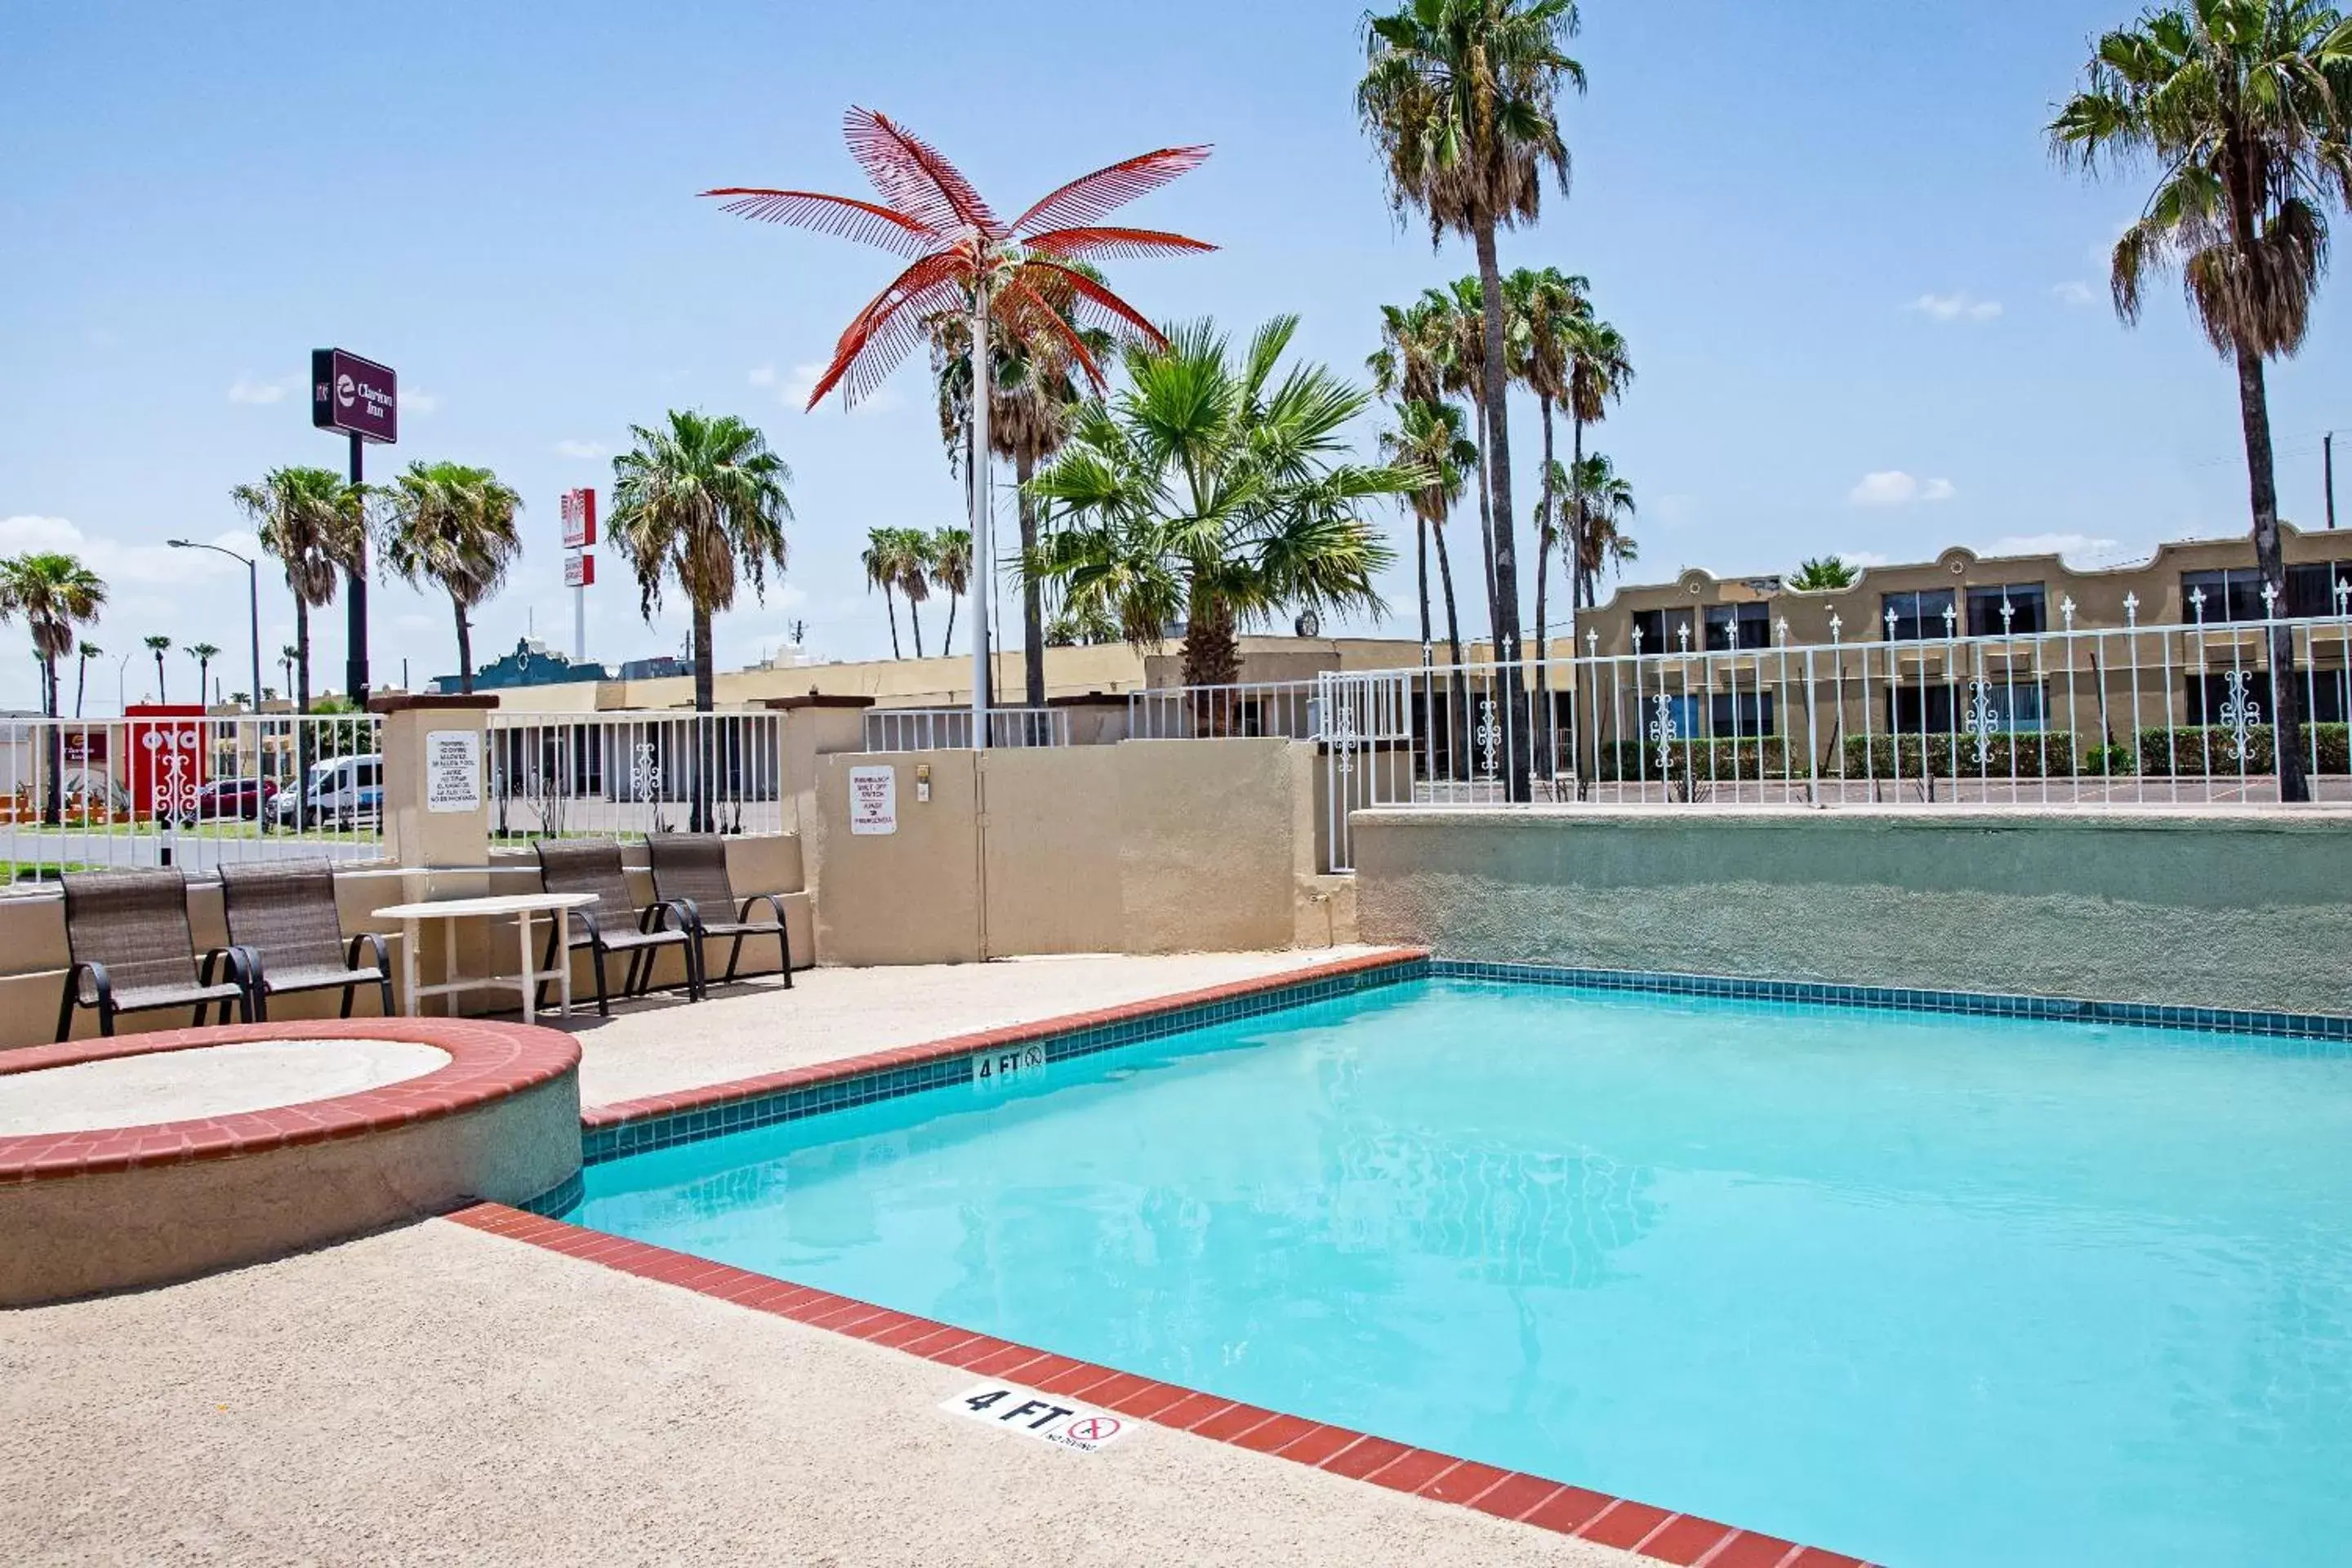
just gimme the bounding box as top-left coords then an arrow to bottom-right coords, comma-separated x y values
0,1018 -> 581,1185
452,1201 -> 1864,1568
581,947 -> 1432,1130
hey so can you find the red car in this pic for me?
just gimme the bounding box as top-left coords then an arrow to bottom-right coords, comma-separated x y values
177,777 -> 278,826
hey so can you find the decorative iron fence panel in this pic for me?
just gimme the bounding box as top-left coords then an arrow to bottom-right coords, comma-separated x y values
487,710 -> 784,840
861,707 -> 1071,751
0,712 -> 385,885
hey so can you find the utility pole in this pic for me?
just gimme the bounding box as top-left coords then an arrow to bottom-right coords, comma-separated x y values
2327,431 -> 2337,531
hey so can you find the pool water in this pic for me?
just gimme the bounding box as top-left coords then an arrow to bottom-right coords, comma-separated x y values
568,978 -> 2352,1566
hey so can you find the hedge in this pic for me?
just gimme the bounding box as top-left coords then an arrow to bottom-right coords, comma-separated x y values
1594,737 -> 1798,783
2134,723 -> 2350,777
1838,732 -> 2078,779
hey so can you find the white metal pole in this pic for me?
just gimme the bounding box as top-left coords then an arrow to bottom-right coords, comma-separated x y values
573,582 -> 586,665
969,274 -> 993,747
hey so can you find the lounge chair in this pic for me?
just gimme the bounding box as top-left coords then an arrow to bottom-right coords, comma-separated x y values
55,867 -> 256,1040
646,833 -> 795,989
534,839 -> 703,1015
219,859 -> 394,1020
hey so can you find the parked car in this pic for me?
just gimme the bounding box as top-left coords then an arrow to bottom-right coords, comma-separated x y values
270,753 -> 384,828
178,777 -> 278,826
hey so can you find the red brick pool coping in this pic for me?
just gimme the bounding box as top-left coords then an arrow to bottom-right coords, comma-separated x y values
452,1201 -> 1867,1568
0,1018 -> 581,1185
579,946 -> 1436,1129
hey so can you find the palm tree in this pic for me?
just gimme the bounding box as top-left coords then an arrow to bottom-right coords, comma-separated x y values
187,643 -> 221,708
2051,1 -> 2352,801
1425,277 -> 1501,638
1361,0 -> 1585,799
1506,265 -> 1599,773
144,635 -> 171,703
900,529 -> 933,658
383,461 -> 524,696
862,526 -> 917,657
1790,555 -> 1860,591
608,410 -> 793,714
1565,452 -> 1637,608
1027,317 -> 1410,698
706,107 -> 1212,719
233,466 -> 366,715
1367,295 -> 1454,410
279,645 -> 298,704
0,553 -> 107,825
1381,398 -> 1478,764
74,640 -> 98,719
931,527 -> 973,655
1559,308 -> 1633,614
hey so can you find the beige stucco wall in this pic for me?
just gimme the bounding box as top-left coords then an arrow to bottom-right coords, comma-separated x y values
811,739 -> 1327,964
1353,806 -> 2352,1014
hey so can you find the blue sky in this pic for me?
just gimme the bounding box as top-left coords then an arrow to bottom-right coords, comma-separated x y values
5,0 -> 2349,711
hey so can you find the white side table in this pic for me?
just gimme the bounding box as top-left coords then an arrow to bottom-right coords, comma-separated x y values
371,893 -> 598,1024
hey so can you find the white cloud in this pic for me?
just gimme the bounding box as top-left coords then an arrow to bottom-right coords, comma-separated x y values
554,439 -> 607,461
748,363 -> 777,389
405,390 -> 443,415
1848,471 -> 1958,508
0,514 -> 260,590
2052,280 -> 2098,307
1907,292 -> 2002,323
1984,532 -> 2128,567
227,374 -> 295,405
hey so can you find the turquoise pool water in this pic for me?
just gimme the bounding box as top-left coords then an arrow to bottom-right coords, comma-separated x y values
568,978 -> 2352,1566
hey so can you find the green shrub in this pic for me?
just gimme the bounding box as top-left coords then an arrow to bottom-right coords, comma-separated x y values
2134,723 -> 2350,777
2079,743 -> 2136,777
1838,731 -> 2078,779
1595,737 -> 1800,783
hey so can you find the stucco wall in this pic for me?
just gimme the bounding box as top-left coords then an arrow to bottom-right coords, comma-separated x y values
810,739 -> 1323,963
1354,805 -> 2352,1015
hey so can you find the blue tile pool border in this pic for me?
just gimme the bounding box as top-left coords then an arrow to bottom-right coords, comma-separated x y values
1431,959 -> 2352,1044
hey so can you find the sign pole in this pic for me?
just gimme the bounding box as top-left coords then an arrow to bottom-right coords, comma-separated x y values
345,433 -> 370,701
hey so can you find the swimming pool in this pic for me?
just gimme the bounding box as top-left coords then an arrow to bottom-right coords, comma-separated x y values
565,973 -> 2352,1566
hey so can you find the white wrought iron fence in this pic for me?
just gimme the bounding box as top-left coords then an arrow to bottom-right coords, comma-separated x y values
1298,596 -> 2352,870
1127,681 -> 1325,740
0,711 -> 385,885
862,706 -> 1071,751
487,710 -> 785,840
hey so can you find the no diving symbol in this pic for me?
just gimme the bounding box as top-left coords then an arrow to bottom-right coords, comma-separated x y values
1066,1416 -> 1120,1443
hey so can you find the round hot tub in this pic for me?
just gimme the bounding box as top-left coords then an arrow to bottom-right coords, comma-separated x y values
0,1018 -> 580,1306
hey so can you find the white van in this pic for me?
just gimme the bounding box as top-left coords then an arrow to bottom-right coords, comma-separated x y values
271,752 -> 383,827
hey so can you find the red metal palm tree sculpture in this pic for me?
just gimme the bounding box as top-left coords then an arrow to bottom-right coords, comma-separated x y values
705,108 -> 1213,728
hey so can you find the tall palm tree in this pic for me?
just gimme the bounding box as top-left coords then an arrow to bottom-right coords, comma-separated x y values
187,643 -> 221,708
1505,265 -> 1593,774
1367,295 -> 1454,410
1028,317 -> 1411,695
608,410 -> 793,715
706,107 -> 1211,719
862,526 -> 917,657
1559,308 -> 1633,613
144,635 -> 171,703
0,553 -> 107,825
931,526 -> 973,654
1565,452 -> 1637,608
900,529 -> 933,658
1362,0 -> 1585,800
1380,398 -> 1478,764
279,645 -> 298,705
383,461 -> 524,696
74,639 -> 98,719
1425,277 -> 1501,638
2051,0 -> 2352,801
233,466 -> 365,715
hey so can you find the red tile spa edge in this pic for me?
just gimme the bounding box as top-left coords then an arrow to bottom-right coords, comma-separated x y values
452,1202 -> 1870,1568
0,1018 -> 581,1185
580,947 -> 1435,1131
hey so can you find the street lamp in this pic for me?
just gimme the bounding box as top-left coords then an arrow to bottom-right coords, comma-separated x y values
167,540 -> 264,724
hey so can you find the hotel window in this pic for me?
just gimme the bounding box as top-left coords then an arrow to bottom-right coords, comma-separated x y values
1967,584 -> 2047,636
1891,681 -> 2048,733
1710,691 -> 1776,737
2287,560 -> 2352,617
1882,589 -> 1956,641
1632,607 -> 1695,653
2180,568 -> 2269,623
1703,602 -> 1772,651
2187,670 -> 2352,726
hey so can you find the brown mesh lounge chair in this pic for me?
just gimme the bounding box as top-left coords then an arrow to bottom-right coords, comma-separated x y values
534,839 -> 703,1015
55,868 -> 256,1040
219,860 -> 393,1021
646,833 -> 794,989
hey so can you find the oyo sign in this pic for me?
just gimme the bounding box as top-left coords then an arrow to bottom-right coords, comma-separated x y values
560,488 -> 598,549
311,348 -> 397,443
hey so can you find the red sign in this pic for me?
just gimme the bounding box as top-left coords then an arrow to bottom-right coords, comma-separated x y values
560,488 -> 597,549
123,706 -> 210,822
564,552 -> 595,589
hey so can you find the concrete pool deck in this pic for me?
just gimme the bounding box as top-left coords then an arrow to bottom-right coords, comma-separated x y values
0,1215 -> 1650,1566
556,947 -> 1386,1109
